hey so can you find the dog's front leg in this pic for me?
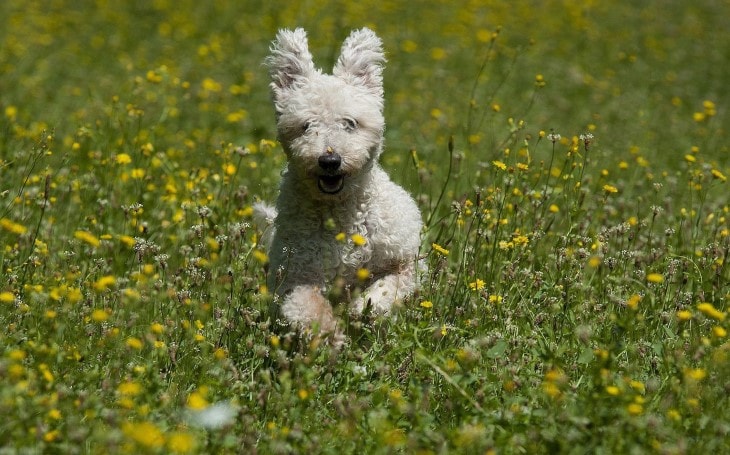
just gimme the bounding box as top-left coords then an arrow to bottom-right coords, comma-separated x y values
351,262 -> 417,315
281,285 -> 341,337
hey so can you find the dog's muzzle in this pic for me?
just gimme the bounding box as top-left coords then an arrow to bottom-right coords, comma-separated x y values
317,150 -> 345,194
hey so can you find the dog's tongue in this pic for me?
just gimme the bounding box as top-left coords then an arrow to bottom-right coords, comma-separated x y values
318,175 -> 345,194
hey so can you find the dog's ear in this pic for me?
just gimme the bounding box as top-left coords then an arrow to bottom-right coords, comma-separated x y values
266,28 -> 316,94
333,28 -> 386,97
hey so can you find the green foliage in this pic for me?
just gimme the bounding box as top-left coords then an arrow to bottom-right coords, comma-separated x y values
1,0 -> 728,453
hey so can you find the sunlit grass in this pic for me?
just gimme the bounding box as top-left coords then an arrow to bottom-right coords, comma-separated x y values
1,0 -> 728,452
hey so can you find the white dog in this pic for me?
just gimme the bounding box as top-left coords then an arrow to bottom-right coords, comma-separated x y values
258,27 -> 422,340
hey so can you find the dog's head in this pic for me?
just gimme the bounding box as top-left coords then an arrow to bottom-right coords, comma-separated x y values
265,28 -> 386,199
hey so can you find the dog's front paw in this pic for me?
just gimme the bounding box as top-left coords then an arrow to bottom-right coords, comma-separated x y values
281,285 -> 339,334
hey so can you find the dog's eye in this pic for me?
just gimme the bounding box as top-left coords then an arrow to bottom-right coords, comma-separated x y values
342,118 -> 358,132
302,121 -> 312,133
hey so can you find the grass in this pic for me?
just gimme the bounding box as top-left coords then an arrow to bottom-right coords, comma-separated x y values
1,0 -> 729,453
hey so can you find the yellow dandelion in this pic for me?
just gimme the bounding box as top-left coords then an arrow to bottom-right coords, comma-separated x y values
602,184 -> 618,194
492,160 -> 507,171
646,273 -> 664,284
419,300 -> 433,309
605,385 -> 620,396
677,310 -> 692,321
684,367 -> 707,381
432,243 -> 449,256
150,322 -> 165,335
549,204 -> 559,213
252,250 -> 268,263
627,403 -> 643,416
684,154 -> 696,163
0,291 -> 15,303
713,326 -> 727,338
711,169 -> 727,182
168,431 -> 197,454
298,389 -> 309,400
626,294 -> 641,310
117,381 -> 142,396
468,279 -> 485,291
697,302 -> 726,321
125,337 -> 143,350
351,233 -> 367,246
115,153 -> 132,165
0,218 -> 28,235
488,294 -> 503,304
187,390 -> 209,410
93,275 -> 116,292
122,421 -> 165,449
74,230 -> 101,248
91,309 -> 109,322
270,335 -> 280,348
356,268 -> 370,281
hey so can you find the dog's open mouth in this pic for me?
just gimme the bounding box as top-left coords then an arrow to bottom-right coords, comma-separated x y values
317,174 -> 345,194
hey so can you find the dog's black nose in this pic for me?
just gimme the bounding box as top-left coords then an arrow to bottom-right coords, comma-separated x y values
318,152 -> 341,172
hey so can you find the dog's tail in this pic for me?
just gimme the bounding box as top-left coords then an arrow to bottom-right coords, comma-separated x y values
253,202 -> 277,248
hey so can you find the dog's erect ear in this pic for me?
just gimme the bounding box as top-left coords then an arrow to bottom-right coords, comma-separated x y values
333,28 -> 385,97
266,28 -> 316,93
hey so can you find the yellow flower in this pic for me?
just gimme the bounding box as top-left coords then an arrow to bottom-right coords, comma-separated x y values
684,368 -> 706,381
93,275 -> 116,292
0,218 -> 27,235
711,169 -> 727,182
115,153 -> 132,165
468,279 -> 485,291
122,421 -> 165,448
697,302 -> 726,321
187,390 -> 209,410
677,310 -> 692,321
488,294 -> 503,304
432,243 -> 449,256
298,388 -> 309,400
126,337 -> 143,350
270,335 -> 280,348
117,381 -> 142,396
602,184 -> 618,194
605,385 -> 620,396
351,234 -> 367,246
0,291 -> 15,303
549,204 -> 559,213
74,230 -> 101,247
684,154 -> 696,163
492,160 -> 507,171
419,300 -> 433,309
627,403 -> 643,416
626,294 -> 641,310
646,273 -> 664,284
356,268 -> 370,281
91,309 -> 109,322
713,326 -> 727,338
168,431 -> 197,454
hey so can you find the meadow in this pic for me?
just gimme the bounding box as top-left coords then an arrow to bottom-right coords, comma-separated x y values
1,0 -> 729,453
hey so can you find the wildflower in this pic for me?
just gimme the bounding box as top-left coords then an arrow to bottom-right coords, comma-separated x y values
626,294 -> 641,310
684,368 -> 706,381
492,160 -> 507,171
0,218 -> 27,235
168,432 -> 197,454
420,300 -> 433,309
605,385 -> 620,396
0,291 -> 15,303
602,184 -> 618,194
91,309 -> 109,322
549,204 -> 559,213
122,421 -> 165,449
351,233 -> 367,246
697,302 -> 726,321
468,279 -> 485,291
684,154 -> 696,163
270,335 -> 280,348
677,310 -> 692,321
117,381 -> 142,396
713,326 -> 727,338
93,275 -> 116,292
711,169 -> 727,181
646,273 -> 664,284
488,294 -> 503,304
187,390 -> 209,410
430,47 -> 446,60
252,250 -> 268,263
74,230 -> 101,247
126,337 -> 143,350
298,389 -> 309,400
115,153 -> 132,165
356,268 -> 370,281
627,403 -> 643,416
432,243 -> 449,256
535,74 -> 546,88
